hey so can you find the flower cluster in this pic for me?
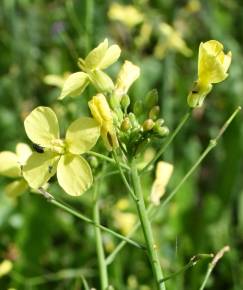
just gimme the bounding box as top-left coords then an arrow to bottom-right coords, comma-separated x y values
0,38 -> 232,199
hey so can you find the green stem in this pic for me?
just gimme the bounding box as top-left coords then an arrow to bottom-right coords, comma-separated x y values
199,246 -> 230,290
112,151 -> 137,201
160,254 -> 213,283
38,189 -> 143,250
85,0 -> 94,54
93,185 -> 109,290
87,151 -> 129,170
140,109 -> 192,174
130,159 -> 166,290
106,106 -> 241,265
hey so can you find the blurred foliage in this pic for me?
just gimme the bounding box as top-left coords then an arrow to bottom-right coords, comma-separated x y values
0,0 -> 242,289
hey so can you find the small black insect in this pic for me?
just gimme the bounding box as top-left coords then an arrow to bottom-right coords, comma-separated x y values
33,143 -> 44,153
48,165 -> 53,173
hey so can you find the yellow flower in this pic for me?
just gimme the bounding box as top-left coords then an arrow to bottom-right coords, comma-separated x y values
113,198 -> 136,235
59,39 -> 121,99
23,106 -> 100,196
108,3 -> 144,28
188,40 -> 232,108
150,161 -> 173,206
0,143 -> 31,197
88,94 -> 118,151
154,23 -> 192,59
114,61 -> 140,100
0,260 -> 12,277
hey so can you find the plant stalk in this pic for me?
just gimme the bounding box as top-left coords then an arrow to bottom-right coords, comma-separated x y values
93,193 -> 109,290
130,159 -> 166,290
106,106 -> 241,265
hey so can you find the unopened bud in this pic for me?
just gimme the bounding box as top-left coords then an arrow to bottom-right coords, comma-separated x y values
133,101 -> 143,116
154,126 -> 169,137
110,93 -> 120,110
89,70 -> 114,93
128,112 -> 139,128
121,95 -> 130,112
121,117 -> 131,131
145,89 -> 158,108
89,156 -> 99,168
154,118 -> 164,128
143,119 -> 154,131
149,106 -> 160,120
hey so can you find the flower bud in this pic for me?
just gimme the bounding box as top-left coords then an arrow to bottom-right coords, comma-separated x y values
154,125 -> 169,136
143,119 -> 154,131
89,156 -> 99,168
121,117 -> 132,131
154,118 -> 164,128
145,89 -> 158,109
149,106 -> 160,120
128,113 -> 139,128
121,94 -> 131,112
133,100 -> 143,116
89,70 -> 114,93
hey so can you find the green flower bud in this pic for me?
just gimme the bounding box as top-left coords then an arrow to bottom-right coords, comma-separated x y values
154,118 -> 165,128
121,117 -> 132,131
143,119 -> 154,131
133,100 -> 144,116
149,105 -> 160,120
121,94 -> 131,112
89,156 -> 99,168
154,126 -> 169,137
128,112 -> 139,128
89,70 -> 114,93
110,93 -> 120,110
145,89 -> 158,109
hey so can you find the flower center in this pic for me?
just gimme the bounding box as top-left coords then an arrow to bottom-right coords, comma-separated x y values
49,139 -> 66,155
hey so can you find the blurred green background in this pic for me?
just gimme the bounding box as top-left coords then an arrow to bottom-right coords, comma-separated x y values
0,0 -> 242,289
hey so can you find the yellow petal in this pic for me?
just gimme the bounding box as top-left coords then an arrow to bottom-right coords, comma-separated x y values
66,117 -> 100,154
198,40 -> 231,84
85,39 -> 108,70
98,44 -> 121,69
24,106 -> 60,147
16,143 -> 32,166
59,72 -> 89,100
0,260 -> 12,277
23,152 -> 59,189
57,154 -> 93,196
5,179 -> 28,198
115,61 -> 140,99
0,151 -> 21,178
150,161 -> 173,206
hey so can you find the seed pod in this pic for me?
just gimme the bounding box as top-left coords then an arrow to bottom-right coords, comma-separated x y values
143,119 -> 154,131
149,106 -> 160,120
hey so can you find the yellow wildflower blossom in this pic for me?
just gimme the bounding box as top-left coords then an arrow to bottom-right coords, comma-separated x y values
108,3 -> 144,28
0,143 -> 31,197
188,40 -> 232,107
59,39 -> 121,99
23,106 -> 100,196
150,161 -> 174,205
154,23 -> 192,59
114,61 -> 140,100
0,260 -> 12,277
88,94 -> 118,151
